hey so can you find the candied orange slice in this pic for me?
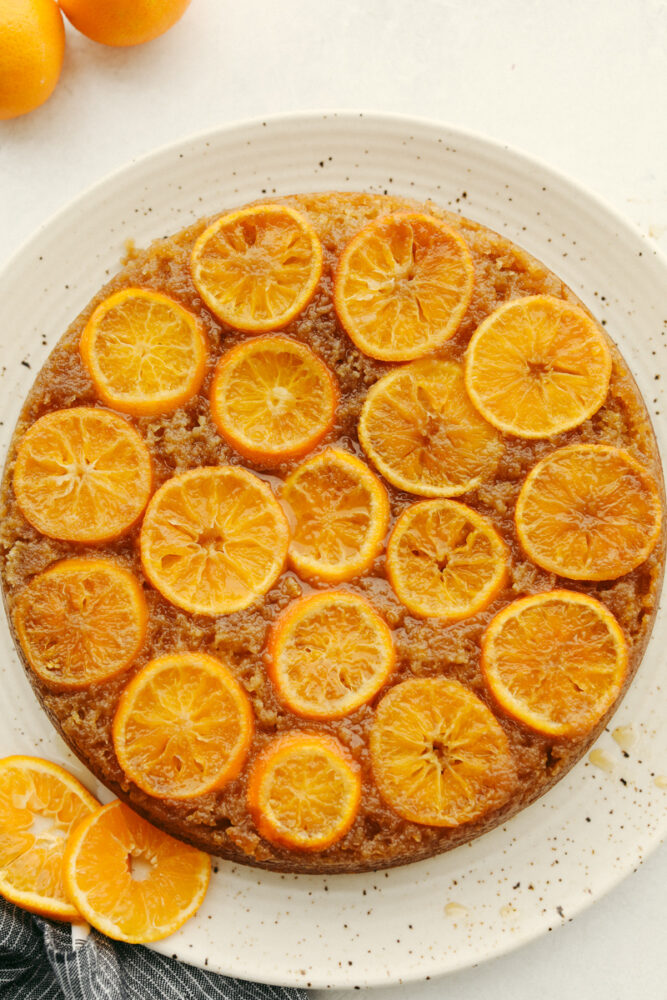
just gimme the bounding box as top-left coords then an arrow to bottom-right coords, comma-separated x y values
481,591 -> 628,737
334,212 -> 474,361
210,336 -> 337,465
267,591 -> 395,719
13,407 -> 152,543
515,444 -> 662,580
370,678 -> 515,827
386,500 -> 508,620
247,733 -> 361,851
80,288 -> 207,417
358,359 -> 503,497
140,466 -> 289,616
63,800 -> 210,943
191,204 -> 323,332
282,448 -> 390,582
0,755 -> 98,921
113,652 -> 253,799
465,296 -> 612,438
13,558 -> 147,691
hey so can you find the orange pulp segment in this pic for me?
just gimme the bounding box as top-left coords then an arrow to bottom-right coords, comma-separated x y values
515,444 -> 662,580
267,591 -> 395,719
465,295 -> 612,438
0,755 -> 98,920
63,800 -> 211,943
140,465 -> 289,615
282,448 -> 390,582
358,359 -> 503,496
386,500 -> 508,620
210,336 -> 337,465
13,407 -> 152,543
247,733 -> 361,851
481,590 -> 628,737
370,678 -> 515,826
112,652 -> 254,799
334,212 -> 474,361
13,558 -> 147,690
191,204 -> 323,332
80,287 -> 207,416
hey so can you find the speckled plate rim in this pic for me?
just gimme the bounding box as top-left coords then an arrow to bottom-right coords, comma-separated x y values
0,110 -> 666,990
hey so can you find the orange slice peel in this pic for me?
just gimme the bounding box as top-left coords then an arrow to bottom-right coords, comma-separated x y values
370,677 -> 515,827
13,557 -> 147,690
386,499 -> 508,620
267,590 -> 395,719
282,448 -> 390,582
481,590 -> 628,738
113,652 -> 254,799
334,212 -> 474,361
191,204 -> 323,332
63,800 -> 211,943
247,733 -> 361,851
210,336 -> 337,465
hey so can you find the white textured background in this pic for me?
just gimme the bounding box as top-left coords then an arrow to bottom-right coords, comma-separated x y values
1,1 -> 665,997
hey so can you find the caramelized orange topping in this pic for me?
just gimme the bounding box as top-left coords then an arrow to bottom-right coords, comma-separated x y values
482,591 -> 628,737
191,204 -> 323,332
210,336 -> 337,465
247,733 -> 361,851
14,558 -> 147,690
282,448 -> 389,582
113,652 -> 254,799
386,500 -> 508,620
334,212 -> 474,361
359,359 -> 503,497
370,678 -> 515,827
515,444 -> 662,580
13,407 -> 152,543
267,590 -> 395,719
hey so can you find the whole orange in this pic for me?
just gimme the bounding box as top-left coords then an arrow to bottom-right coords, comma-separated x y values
58,0 -> 192,47
0,0 -> 65,120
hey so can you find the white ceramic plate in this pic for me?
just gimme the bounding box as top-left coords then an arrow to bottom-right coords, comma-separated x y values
1,112 -> 666,990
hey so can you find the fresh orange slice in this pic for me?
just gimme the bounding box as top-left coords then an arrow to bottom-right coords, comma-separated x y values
481,590 -> 628,738
267,591 -> 395,719
515,444 -> 662,580
465,295 -> 612,438
282,448 -> 390,582
386,500 -> 508,620
247,733 -> 361,851
370,678 -> 515,827
358,359 -> 503,497
80,288 -> 207,417
191,204 -> 323,332
0,755 -> 98,921
13,407 -> 152,543
140,466 -> 289,616
334,212 -> 474,361
63,800 -> 211,943
13,558 -> 147,690
210,336 -> 337,465
113,652 -> 254,799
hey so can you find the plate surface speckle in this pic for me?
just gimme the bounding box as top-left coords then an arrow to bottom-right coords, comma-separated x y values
1,112 -> 666,989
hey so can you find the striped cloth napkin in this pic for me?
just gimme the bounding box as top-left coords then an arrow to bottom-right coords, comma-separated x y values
0,897 -> 308,1000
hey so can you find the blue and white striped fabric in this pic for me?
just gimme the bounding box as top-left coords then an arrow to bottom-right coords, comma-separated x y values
0,897 -> 308,1000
